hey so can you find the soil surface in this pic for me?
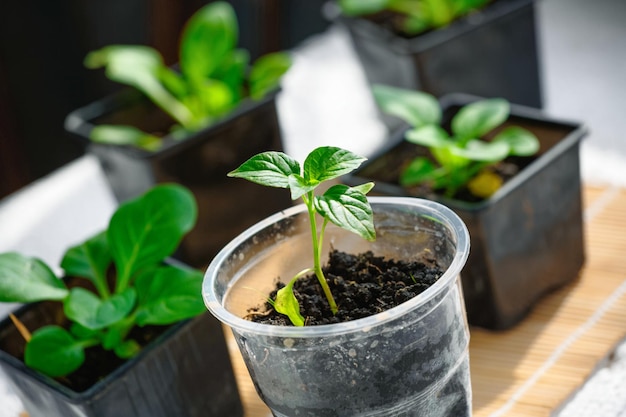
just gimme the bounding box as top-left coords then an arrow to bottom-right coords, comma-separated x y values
246,250 -> 445,326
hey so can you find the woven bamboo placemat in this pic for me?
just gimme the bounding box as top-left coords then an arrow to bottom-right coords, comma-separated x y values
225,185 -> 626,417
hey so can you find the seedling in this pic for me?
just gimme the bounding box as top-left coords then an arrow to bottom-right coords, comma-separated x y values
338,0 -> 491,35
0,184 -> 205,378
228,146 -> 376,326
372,84 -> 540,198
85,1 -> 291,150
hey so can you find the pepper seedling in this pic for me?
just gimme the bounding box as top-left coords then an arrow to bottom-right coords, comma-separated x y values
0,184 -> 205,378
85,1 -> 291,150
372,84 -> 540,198
228,146 -> 376,326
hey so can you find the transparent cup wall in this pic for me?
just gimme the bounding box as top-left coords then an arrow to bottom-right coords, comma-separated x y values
203,197 -> 471,417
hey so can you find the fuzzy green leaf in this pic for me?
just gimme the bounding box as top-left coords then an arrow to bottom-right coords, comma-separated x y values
249,52 -> 292,100
405,125 -> 452,148
179,2 -> 238,84
134,265 -> 205,326
108,184 -> 197,289
339,0 -> 390,16
400,157 -> 439,186
228,151 -> 301,188
315,184 -> 376,241
64,287 -> 136,330
451,98 -> 510,139
450,139 -> 510,162
25,326 -> 85,377
493,126 -> 540,156
0,252 -> 68,303
372,84 -> 441,127
89,125 -> 162,151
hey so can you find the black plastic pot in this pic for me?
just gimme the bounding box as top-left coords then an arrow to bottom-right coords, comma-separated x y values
344,94 -> 587,330
64,89 -> 292,269
339,0 -> 543,131
0,303 -> 242,417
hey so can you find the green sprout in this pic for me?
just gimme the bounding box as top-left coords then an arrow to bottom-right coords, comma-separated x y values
372,84 -> 540,199
228,146 -> 376,326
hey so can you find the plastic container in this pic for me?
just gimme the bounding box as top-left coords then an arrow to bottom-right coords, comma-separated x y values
203,197 -> 472,416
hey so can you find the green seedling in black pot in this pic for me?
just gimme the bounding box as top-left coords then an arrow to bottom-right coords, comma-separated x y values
338,0 -> 492,35
228,146 -> 376,326
373,84 -> 540,199
85,1 -> 291,150
0,184 -> 204,378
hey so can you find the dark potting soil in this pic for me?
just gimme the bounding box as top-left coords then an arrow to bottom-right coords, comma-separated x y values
246,249 -> 445,326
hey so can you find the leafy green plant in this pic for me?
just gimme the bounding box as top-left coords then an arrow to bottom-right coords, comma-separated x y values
0,184 -> 205,378
338,0 -> 491,35
373,84 -> 539,198
85,1 -> 291,150
228,146 -> 376,326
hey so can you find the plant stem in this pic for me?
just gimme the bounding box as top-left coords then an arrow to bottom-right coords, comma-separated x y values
305,192 -> 338,314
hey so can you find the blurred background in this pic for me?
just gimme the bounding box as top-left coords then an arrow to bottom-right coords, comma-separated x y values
0,0 -> 624,201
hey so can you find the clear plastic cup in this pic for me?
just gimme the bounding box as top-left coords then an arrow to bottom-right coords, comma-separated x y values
203,197 -> 471,417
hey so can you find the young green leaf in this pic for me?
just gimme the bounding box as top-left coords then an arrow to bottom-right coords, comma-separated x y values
339,0 -> 390,16
249,52 -> 292,100
493,126 -> 540,156
451,98 -> 510,140
372,84 -> 442,128
89,125 -> 162,151
108,184 -> 197,291
303,146 -> 368,183
25,326 -> 86,378
114,339 -> 141,359
0,252 -> 68,303
85,45 -> 194,128
227,151 -> 301,188
405,125 -> 452,148
450,139 -> 510,162
61,231 -> 111,298
314,185 -> 376,242
179,1 -> 238,85
134,265 -> 205,326
64,287 -> 136,330
274,278 -> 305,327
399,157 -> 440,187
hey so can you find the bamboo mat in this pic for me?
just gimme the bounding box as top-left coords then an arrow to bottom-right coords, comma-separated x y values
224,185 -> 626,417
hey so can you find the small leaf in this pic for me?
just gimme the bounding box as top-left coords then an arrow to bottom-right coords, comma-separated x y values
114,339 -> 141,359
274,281 -> 305,327
450,139 -> 510,162
70,322 -> 101,341
287,174 -> 319,201
400,157 -> 439,187
25,326 -> 85,377
180,2 -> 238,84
339,0 -> 390,16
134,265 -> 205,326
64,287 -> 136,330
350,182 -> 375,195
108,184 -> 197,287
493,126 -> 540,156
61,231 -> 111,290
451,98 -> 510,139
405,125 -> 452,149
467,170 -> 503,199
314,185 -> 376,241
0,252 -> 68,303
372,84 -> 441,127
249,52 -> 292,100
213,49 -> 250,102
89,125 -> 162,151
304,146 -> 367,183
228,151 -> 301,188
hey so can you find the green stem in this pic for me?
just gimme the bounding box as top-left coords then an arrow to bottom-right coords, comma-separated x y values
305,192 -> 338,315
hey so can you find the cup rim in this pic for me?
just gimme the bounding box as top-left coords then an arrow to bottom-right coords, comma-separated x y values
202,196 -> 470,338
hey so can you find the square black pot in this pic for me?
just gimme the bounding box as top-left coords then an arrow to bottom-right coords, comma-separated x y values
64,89 -> 293,269
345,94 -> 587,330
339,0 -> 543,131
0,303 -> 242,417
